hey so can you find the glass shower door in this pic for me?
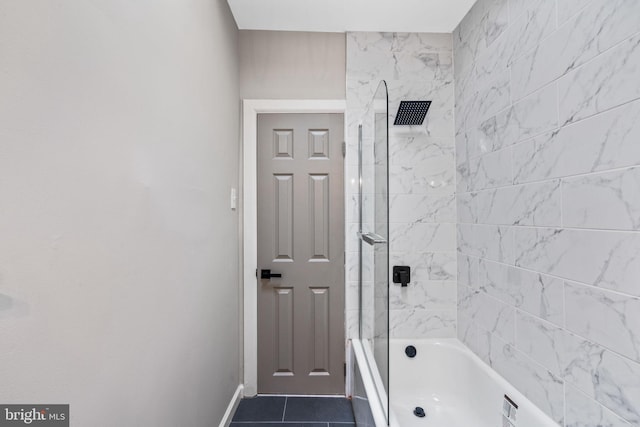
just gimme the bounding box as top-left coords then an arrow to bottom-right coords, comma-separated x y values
359,80 -> 389,424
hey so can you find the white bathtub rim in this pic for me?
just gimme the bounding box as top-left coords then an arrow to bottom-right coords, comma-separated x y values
352,339 -> 389,427
360,339 -> 389,414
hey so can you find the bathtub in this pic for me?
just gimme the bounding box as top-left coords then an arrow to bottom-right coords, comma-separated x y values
351,338 -> 558,427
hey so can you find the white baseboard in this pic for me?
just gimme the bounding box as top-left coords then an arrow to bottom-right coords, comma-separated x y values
219,384 -> 243,427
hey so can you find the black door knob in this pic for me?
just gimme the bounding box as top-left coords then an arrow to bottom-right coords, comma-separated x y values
261,269 -> 282,279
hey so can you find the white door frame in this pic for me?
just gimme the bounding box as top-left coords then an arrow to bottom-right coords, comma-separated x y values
242,99 -> 347,396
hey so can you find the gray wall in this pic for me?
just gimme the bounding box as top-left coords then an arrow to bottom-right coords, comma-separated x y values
455,0 -> 640,425
0,0 -> 241,425
239,30 -> 346,99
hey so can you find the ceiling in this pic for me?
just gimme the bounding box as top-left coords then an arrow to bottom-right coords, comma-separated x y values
227,0 -> 477,33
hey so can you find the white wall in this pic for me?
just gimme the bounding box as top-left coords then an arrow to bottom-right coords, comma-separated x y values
0,1 -> 241,425
455,0 -> 640,425
239,30 -> 345,99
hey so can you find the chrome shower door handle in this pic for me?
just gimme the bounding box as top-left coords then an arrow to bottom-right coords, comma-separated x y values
358,232 -> 387,246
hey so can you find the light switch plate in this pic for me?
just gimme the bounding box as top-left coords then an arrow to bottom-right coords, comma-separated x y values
230,188 -> 237,210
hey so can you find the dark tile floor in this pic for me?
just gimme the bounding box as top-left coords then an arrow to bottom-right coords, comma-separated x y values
231,396 -> 355,427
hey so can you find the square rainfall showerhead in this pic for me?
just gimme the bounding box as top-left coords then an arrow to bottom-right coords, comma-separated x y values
393,100 -> 432,126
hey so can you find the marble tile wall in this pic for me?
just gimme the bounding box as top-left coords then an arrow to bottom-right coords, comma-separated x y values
454,0 -> 640,425
345,32 -> 457,340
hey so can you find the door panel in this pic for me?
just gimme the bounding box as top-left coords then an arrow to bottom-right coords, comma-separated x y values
310,287 -> 330,375
275,287 -> 294,375
309,174 -> 330,261
257,113 -> 345,395
274,174 -> 294,261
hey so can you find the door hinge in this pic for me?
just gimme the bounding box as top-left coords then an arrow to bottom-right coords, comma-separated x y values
344,363 -> 347,377
342,141 -> 346,158
255,269 -> 258,278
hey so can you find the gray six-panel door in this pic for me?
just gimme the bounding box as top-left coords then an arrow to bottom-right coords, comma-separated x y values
257,113 -> 345,394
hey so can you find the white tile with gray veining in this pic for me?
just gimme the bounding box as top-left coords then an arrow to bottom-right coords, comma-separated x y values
457,223 -> 478,256
453,0 -> 487,77
386,51 -> 454,86
563,166 -> 640,230
477,258 -> 512,299
483,0 -> 509,47
389,308 -> 456,338
472,69 -> 512,125
457,254 -> 479,288
455,0 -> 640,423
561,330 -> 606,396
389,135 -> 454,166
457,191 -> 477,225
508,0 -> 552,24
347,193 -> 375,225
475,224 -> 514,263
513,99 -> 640,184
389,222 -> 456,252
389,281 -> 456,311
456,161 -> 471,193
559,33 -> 640,125
479,260 -> 564,326
458,282 -> 479,315
476,180 -> 562,226
423,111 -> 456,139
345,223 -> 361,254
562,330 -> 640,424
346,309 -> 360,339
508,266 -> 564,326
423,252 -> 457,281
516,311 -> 564,376
475,328 -> 494,365
455,93 -> 478,140
489,334 -> 565,423
474,83 -> 558,155
468,147 -> 512,191
458,311 -> 479,354
565,384 -> 632,427
457,223 -> 515,263
514,227 -> 640,296
389,194 -> 455,224
564,281 -> 640,363
512,0 -> 640,100
346,281 -> 359,311
556,0 -> 595,25
389,157 -> 455,195
455,64 -> 477,108
347,250 -> 373,282
473,291 -> 516,345
485,0 -> 557,70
